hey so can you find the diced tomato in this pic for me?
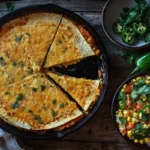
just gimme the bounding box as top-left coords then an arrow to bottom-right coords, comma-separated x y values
126,99 -> 133,107
125,85 -> 132,94
136,102 -> 143,110
126,124 -> 136,130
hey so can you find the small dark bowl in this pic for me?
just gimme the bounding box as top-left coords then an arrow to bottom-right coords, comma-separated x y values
111,71 -> 150,149
102,0 -> 150,50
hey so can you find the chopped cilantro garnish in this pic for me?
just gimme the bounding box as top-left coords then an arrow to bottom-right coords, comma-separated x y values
0,57 -> 6,66
12,61 -> 17,66
12,101 -> 19,109
59,103 -> 64,108
52,99 -> 57,104
32,88 -> 38,92
26,33 -> 30,36
15,36 -> 22,42
51,109 -> 57,117
34,114 -> 43,124
18,61 -> 24,67
5,92 -> 10,95
5,2 -> 14,11
41,85 -> 45,92
119,117 -> 127,125
16,93 -> 24,101
58,40 -> 62,44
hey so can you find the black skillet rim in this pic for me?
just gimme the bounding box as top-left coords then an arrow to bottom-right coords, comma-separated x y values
0,4 -> 108,139
111,71 -> 150,149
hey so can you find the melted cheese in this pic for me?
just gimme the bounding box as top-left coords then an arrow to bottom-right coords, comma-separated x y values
44,17 -> 95,68
48,72 -> 102,112
0,73 -> 83,130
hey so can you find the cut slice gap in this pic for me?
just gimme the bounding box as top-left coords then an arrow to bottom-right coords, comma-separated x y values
50,56 -> 103,80
0,73 -> 83,130
45,73 -> 85,115
47,71 -> 102,113
44,17 -> 95,68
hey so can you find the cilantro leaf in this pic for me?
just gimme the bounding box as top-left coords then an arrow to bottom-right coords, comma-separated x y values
119,117 -> 127,125
5,2 -> 14,11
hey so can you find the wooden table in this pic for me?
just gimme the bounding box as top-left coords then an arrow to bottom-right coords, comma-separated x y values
0,0 -> 147,150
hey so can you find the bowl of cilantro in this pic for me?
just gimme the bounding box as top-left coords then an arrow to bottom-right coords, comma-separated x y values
102,0 -> 150,49
112,71 -> 150,149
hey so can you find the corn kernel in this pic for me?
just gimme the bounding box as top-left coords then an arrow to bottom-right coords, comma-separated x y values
118,111 -> 123,117
121,89 -> 125,92
133,112 -> 139,119
139,112 -> 142,119
134,139 -> 138,143
147,76 -> 150,80
143,124 -> 149,128
127,130 -> 133,137
133,108 -> 136,112
132,118 -> 139,123
139,140 -> 144,144
143,97 -> 147,101
132,79 -> 136,83
145,138 -> 150,143
127,116 -> 131,122
136,77 -> 141,80
123,84 -> 127,88
145,80 -> 150,84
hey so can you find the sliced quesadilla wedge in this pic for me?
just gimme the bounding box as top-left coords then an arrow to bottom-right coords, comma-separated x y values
0,26 -> 35,86
22,13 -> 63,70
47,72 -> 102,112
0,73 -> 83,130
44,17 -> 95,68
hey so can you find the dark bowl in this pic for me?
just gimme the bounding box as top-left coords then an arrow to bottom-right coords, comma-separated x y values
111,71 -> 150,149
102,0 -> 150,50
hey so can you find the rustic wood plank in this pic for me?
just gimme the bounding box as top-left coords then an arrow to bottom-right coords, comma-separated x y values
18,139 -> 142,150
0,0 -> 106,12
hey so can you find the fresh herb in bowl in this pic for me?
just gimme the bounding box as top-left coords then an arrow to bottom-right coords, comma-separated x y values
113,0 -> 150,44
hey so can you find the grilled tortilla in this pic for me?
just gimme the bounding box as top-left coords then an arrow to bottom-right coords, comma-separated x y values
47,72 -> 102,112
0,73 -> 83,130
44,17 -> 95,68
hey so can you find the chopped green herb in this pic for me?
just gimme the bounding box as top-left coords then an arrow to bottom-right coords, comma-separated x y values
26,33 -> 30,36
12,61 -> 17,66
32,88 -> 38,92
52,99 -> 57,104
41,75 -> 44,78
141,114 -> 149,122
28,68 -> 33,74
41,85 -> 45,92
28,110 -> 33,113
16,93 -> 24,101
120,51 -> 135,64
12,101 -> 19,109
59,103 -> 64,108
0,57 -> 6,66
119,117 -> 127,125
118,91 -> 126,100
51,109 -> 57,117
23,84 -> 26,87
18,61 -> 24,67
5,92 -> 10,95
15,36 -> 22,42
33,114 -> 43,124
58,40 -> 62,44
5,2 -> 14,11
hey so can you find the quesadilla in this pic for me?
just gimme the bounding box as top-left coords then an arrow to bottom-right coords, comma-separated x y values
47,72 -> 102,112
44,17 -> 95,68
0,73 -> 83,130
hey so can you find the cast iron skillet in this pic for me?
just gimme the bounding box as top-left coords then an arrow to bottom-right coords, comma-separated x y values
112,71 -> 150,149
0,4 -> 108,139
